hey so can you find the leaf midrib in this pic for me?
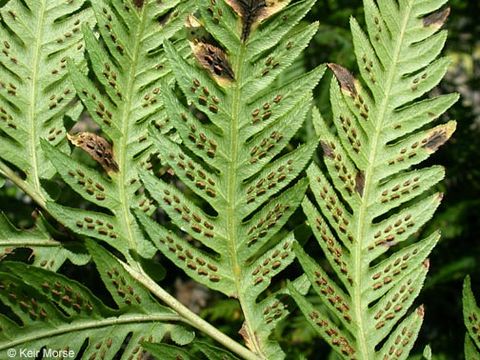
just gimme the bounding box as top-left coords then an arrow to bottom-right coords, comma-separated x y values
0,313 -> 180,350
351,2 -> 413,358
117,8 -> 146,263
227,44 -> 266,358
28,1 -> 46,202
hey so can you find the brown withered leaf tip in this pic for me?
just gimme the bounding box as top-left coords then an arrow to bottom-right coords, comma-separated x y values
423,7 -> 450,27
133,0 -> 144,8
320,140 -> 334,159
328,63 -> 357,97
423,259 -> 430,269
67,132 -> 119,173
422,122 -> 455,153
239,322 -> 257,352
226,0 -> 291,41
355,171 -> 365,197
193,42 -> 235,82
422,124 -> 455,153
422,130 -> 448,151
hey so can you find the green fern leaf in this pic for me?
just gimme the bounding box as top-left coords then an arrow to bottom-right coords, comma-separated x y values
143,343 -> 194,360
291,0 -> 458,359
144,341 -> 241,360
136,0 -> 324,358
43,0 -> 196,259
463,276 -> 480,359
0,213 -> 89,270
192,341 -> 241,360
0,239 -> 192,359
0,0 -> 94,202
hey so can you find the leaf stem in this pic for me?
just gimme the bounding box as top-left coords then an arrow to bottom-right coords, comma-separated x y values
121,261 -> 261,360
0,160 -> 46,210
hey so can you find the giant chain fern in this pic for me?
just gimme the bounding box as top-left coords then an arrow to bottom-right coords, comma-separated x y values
136,0 -> 324,358
290,0 -> 458,358
0,0 -> 94,203
0,240 -> 193,359
43,0 -> 195,261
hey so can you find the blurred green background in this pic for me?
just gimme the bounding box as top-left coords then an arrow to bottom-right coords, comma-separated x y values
0,0 -> 478,359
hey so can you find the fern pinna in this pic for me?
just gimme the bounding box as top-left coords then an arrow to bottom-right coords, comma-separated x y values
0,0 -> 94,268
289,0 -> 458,359
463,276 -> 480,359
42,0 -> 195,261
136,0 -> 324,358
0,214 -> 89,271
0,240 -> 194,359
0,0 -> 94,203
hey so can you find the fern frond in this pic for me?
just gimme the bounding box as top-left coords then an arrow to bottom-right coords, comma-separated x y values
43,0 -> 196,259
0,213 -> 88,270
136,1 -> 324,358
0,0 -> 94,202
291,0 -> 458,358
463,276 -> 480,359
0,239 -> 192,359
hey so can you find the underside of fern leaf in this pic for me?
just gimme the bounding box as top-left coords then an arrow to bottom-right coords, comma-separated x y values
136,0 -> 324,358
0,0 -> 94,202
143,341 -> 240,360
43,0 -> 195,260
0,0 -> 94,270
463,276 -> 480,359
0,240 -> 193,359
290,0 -> 458,359
0,214 -> 89,271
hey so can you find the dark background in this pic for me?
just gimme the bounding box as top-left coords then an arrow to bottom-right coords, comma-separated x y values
0,0 -> 478,359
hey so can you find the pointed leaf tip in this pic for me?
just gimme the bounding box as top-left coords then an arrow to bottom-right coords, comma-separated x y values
328,63 -> 357,96
320,140 -> 335,159
422,121 -> 456,153
423,7 -> 450,27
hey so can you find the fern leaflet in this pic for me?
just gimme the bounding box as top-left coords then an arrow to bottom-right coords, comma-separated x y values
0,240 -> 193,359
0,0 -> 94,202
143,341 -> 240,360
43,0 -> 195,260
463,276 -> 480,359
136,0 -> 324,358
290,0 -> 458,359
0,214 -> 88,271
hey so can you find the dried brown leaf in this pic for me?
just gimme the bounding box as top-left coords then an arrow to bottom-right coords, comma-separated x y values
423,7 -> 450,27
67,132 -> 119,173
422,122 -> 456,153
328,63 -> 358,97
225,0 -> 291,41
192,42 -> 235,84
